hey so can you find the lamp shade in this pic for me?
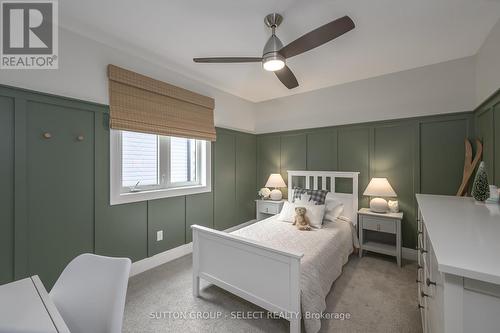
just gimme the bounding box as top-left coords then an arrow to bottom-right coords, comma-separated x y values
363,178 -> 397,197
265,173 -> 286,188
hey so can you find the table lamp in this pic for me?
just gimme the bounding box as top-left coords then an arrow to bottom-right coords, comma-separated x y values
265,173 -> 286,200
363,178 -> 397,213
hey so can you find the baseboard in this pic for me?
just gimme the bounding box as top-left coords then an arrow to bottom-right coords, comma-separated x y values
130,219 -> 257,277
402,247 -> 417,261
130,243 -> 193,276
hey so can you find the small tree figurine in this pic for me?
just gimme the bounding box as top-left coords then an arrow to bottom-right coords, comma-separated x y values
471,161 -> 490,202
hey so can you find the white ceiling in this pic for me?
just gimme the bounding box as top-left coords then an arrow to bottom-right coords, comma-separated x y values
60,0 -> 500,102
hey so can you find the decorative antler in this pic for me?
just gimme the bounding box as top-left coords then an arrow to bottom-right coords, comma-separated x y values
456,139 -> 483,196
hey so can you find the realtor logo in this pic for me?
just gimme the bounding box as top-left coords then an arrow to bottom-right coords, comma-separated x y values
1,0 -> 58,69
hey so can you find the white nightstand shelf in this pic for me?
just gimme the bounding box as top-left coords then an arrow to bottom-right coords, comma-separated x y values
358,208 -> 403,266
255,199 -> 285,220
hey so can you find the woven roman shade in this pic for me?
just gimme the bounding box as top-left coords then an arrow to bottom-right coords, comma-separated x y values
107,65 -> 216,141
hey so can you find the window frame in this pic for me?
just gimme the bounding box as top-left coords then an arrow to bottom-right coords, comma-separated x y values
110,129 -> 211,205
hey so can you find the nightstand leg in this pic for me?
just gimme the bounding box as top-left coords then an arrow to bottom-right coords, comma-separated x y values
396,220 -> 401,267
358,221 -> 363,258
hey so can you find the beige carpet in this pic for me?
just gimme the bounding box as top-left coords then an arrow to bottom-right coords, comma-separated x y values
123,253 -> 422,333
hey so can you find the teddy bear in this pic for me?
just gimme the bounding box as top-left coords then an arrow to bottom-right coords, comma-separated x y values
293,206 -> 311,231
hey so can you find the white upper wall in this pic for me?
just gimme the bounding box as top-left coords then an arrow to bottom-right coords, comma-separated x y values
1,18 -> 499,135
476,19 -> 500,105
254,57 -> 476,133
0,28 -> 257,133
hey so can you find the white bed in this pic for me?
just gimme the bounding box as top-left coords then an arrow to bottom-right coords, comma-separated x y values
191,171 -> 360,333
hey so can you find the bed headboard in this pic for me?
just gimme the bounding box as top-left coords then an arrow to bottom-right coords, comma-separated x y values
287,170 -> 360,224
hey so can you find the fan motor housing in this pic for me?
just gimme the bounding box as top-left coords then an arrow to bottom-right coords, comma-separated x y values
263,34 -> 284,56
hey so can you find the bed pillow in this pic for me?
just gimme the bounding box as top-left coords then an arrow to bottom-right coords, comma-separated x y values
292,187 -> 307,202
299,203 -> 326,229
309,189 -> 328,205
292,187 -> 328,205
324,193 -> 344,222
277,201 -> 295,223
278,201 -> 326,228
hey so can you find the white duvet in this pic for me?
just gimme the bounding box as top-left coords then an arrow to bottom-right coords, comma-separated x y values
231,216 -> 355,333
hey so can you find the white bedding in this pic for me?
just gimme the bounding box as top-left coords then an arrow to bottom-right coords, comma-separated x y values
231,216 -> 354,333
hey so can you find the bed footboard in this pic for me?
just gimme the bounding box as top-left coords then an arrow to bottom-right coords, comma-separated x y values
191,225 -> 303,333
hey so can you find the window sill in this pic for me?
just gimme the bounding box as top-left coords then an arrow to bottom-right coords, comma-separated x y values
110,184 -> 211,205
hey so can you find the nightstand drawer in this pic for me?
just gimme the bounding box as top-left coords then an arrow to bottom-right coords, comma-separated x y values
362,216 -> 396,234
259,201 -> 280,214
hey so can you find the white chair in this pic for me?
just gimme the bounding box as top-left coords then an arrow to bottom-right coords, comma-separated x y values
49,253 -> 132,333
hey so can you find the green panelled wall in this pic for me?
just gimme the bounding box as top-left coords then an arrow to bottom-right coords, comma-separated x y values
0,85 -> 257,288
3,82 -> 496,287
257,113 -> 474,249
0,96 -> 14,285
475,89 -> 500,186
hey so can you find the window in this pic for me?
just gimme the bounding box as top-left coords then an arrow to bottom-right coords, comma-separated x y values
110,130 -> 211,205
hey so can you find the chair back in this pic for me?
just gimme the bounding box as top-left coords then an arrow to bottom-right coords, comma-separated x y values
50,253 -> 131,333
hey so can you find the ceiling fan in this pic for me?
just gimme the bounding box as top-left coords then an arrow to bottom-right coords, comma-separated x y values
193,13 -> 355,89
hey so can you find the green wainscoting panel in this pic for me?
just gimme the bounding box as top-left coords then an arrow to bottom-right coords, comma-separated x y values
148,197 -> 186,256
495,105 -> 500,186
307,130 -> 338,171
94,112 -> 148,262
420,119 -> 469,195
476,110 -> 495,182
256,113 -> 475,249
236,133 -> 257,223
373,124 -> 416,248
257,135 -> 281,187
474,89 -> 500,187
280,134 -> 307,198
0,96 -> 14,284
338,127 -> 370,202
0,84 -> 258,285
186,192 -> 214,243
25,101 -> 95,288
214,131 -> 237,230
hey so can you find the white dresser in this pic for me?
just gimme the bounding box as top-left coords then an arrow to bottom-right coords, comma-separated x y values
416,194 -> 500,333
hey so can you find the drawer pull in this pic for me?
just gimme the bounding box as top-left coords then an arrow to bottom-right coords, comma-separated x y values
42,132 -> 52,139
426,278 -> 436,287
418,303 -> 424,309
421,291 -> 429,298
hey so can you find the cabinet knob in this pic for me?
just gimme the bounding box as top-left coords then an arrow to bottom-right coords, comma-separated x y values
418,303 -> 424,309
426,278 -> 436,287
416,278 -> 422,284
417,247 -> 428,254
421,291 -> 429,298
76,135 -> 84,141
42,132 -> 52,139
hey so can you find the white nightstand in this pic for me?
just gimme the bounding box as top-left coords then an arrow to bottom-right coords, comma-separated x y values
358,208 -> 403,266
255,199 -> 285,221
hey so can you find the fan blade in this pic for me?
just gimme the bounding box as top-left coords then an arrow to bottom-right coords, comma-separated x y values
193,57 -> 262,63
279,16 -> 355,59
274,65 -> 299,89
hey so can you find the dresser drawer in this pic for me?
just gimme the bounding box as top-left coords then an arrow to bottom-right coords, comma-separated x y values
258,201 -> 280,215
362,216 -> 396,234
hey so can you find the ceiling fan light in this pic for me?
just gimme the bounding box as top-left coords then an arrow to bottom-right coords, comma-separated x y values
262,53 -> 285,72
263,59 -> 285,71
